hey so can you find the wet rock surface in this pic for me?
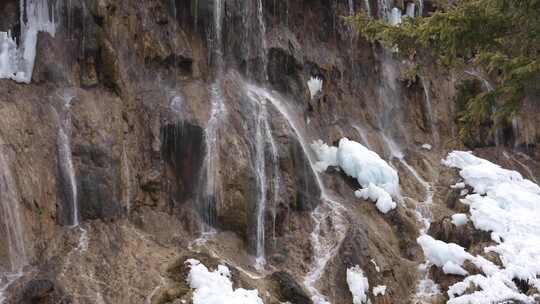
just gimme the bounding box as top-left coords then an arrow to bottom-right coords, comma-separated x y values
0,0 -> 538,303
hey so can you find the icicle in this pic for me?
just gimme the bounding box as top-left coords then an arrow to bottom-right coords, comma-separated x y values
406,3 -> 416,18
0,0 -> 56,83
390,7 -> 402,25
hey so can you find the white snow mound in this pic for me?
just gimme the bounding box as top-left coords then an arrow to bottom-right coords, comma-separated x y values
312,138 -> 399,213
186,259 -> 264,304
347,265 -> 369,304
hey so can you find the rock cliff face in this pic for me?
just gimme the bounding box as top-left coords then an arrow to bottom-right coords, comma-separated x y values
0,0 -> 538,304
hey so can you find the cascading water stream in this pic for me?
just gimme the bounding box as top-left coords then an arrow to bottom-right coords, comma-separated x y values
381,134 -> 432,229
377,0 -> 392,21
122,145 -> 132,215
245,87 -> 285,269
464,70 -> 503,146
256,0 -> 268,81
419,76 -> 438,146
245,84 -> 347,304
199,0 -> 226,232
352,124 -> 372,149
380,135 -> 440,301
254,103 -> 269,268
55,91 -> 88,254
417,0 -> 424,17
267,123 -> 281,248
57,91 -> 80,227
348,0 -> 355,16
0,147 -> 27,304
503,151 -> 539,184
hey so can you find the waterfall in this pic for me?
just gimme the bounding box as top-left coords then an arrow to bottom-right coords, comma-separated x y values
464,70 -> 502,146
511,117 -> 519,148
199,0 -> 226,231
419,76 -> 439,146
57,91 -> 79,227
417,0 -> 424,17
200,84 -> 225,230
254,103 -> 269,268
503,151 -> 539,184
267,123 -> 281,248
380,135 -> 440,300
122,145 -> 132,215
0,146 -> 28,303
352,124 -> 372,149
348,0 -> 355,16
246,88 -> 284,269
245,84 -> 347,304
406,3 -> 416,18
0,0 -> 56,83
465,70 -> 494,92
377,0 -> 392,21
381,134 -> 432,227
363,0 -> 372,16
256,0 -> 268,81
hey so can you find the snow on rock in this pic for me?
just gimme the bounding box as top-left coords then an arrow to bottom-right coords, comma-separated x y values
313,138 -> 399,213
307,76 -> 323,99
447,274 -> 533,304
451,214 -> 468,227
421,143 -> 432,150
311,140 -> 338,172
425,150 -> 540,303
186,259 -> 264,304
442,261 -> 468,276
417,235 -> 473,268
372,285 -> 387,296
347,265 -> 369,304
355,183 -> 396,214
450,182 -> 465,189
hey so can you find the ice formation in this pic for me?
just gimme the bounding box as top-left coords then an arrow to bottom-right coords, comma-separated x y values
186,259 -> 264,304
0,0 -> 56,83
416,151 -> 540,303
307,76 -> 323,99
347,265 -> 369,304
390,7 -> 402,26
312,138 -> 399,213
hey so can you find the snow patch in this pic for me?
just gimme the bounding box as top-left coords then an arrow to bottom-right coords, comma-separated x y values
451,182 -> 465,189
186,259 -> 264,304
421,143 -> 432,150
419,150 -> 540,303
347,266 -> 369,304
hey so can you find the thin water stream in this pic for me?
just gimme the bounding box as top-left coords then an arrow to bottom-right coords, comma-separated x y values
0,147 -> 27,303
245,84 -> 347,304
199,0 -> 226,232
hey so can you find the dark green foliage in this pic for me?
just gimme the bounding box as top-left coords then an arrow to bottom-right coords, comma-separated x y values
348,0 -> 540,143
